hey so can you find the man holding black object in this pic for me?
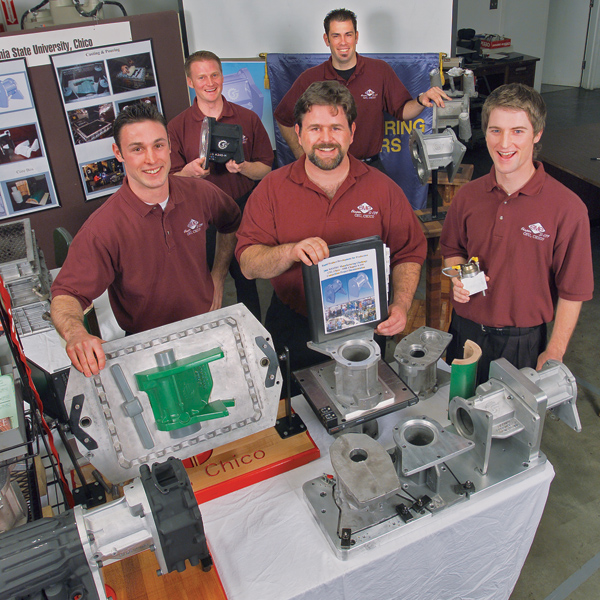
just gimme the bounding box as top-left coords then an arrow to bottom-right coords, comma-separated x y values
168,51 -> 273,320
236,81 -> 426,370
274,8 -> 450,170
440,83 -> 593,384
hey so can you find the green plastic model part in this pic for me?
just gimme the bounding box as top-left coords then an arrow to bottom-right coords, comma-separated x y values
135,347 -> 234,432
449,339 -> 482,401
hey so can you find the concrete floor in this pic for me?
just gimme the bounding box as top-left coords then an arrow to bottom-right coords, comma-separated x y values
224,87 -> 600,599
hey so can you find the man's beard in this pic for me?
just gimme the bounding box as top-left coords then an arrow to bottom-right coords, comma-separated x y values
307,143 -> 344,170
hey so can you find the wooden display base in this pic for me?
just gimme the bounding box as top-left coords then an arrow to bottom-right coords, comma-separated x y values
183,402 -> 320,504
103,548 -> 227,600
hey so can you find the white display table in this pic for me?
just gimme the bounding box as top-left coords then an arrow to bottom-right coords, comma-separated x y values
201,389 -> 554,600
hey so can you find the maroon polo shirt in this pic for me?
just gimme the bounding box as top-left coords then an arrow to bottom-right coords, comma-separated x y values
168,97 -> 273,200
236,154 -> 426,315
273,54 -> 412,159
440,162 -> 593,327
51,176 -> 241,334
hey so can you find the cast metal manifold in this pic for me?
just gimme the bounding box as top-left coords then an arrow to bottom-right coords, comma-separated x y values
0,458 -> 211,600
449,358 -> 580,474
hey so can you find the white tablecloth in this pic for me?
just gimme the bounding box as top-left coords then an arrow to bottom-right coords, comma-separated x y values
201,389 -> 554,600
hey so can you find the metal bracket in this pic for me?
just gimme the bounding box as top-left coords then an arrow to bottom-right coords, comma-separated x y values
256,336 -> 279,388
68,393 -> 98,451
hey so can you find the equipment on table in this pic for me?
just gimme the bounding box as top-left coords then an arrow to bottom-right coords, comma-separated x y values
0,458 -> 211,600
304,358 -> 580,559
64,304 -> 281,484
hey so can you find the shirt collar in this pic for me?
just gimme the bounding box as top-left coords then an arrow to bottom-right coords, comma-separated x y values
289,153 -> 369,193
191,96 -> 232,122
485,161 -> 546,197
119,176 -> 177,216
324,53 -> 365,80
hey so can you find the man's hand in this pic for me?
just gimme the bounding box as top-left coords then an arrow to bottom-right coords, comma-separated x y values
65,330 -> 106,378
176,158 -> 210,178
536,349 -> 562,370
290,237 -> 329,266
375,302 -> 408,337
451,276 -> 471,303
225,160 -> 243,174
419,86 -> 451,108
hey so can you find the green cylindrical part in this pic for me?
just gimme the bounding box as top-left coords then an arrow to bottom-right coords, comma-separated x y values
448,339 -> 482,401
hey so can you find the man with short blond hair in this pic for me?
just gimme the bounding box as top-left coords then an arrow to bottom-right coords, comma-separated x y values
168,50 -> 273,320
441,83 -> 593,383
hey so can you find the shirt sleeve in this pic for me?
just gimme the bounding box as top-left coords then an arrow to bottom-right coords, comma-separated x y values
273,72 -> 314,127
202,180 -> 242,233
167,115 -> 188,174
439,193 -> 469,260
50,228 -> 116,312
234,176 -> 278,262
381,62 -> 412,121
247,112 -> 274,167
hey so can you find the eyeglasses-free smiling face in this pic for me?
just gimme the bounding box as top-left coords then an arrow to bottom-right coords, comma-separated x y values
295,104 -> 355,171
112,120 -> 171,202
187,60 -> 224,106
324,20 -> 359,69
485,107 -> 542,191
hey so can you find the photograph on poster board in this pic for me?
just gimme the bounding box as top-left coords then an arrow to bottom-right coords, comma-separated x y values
68,103 -> 115,145
0,58 -> 59,220
107,53 -> 155,94
0,124 -> 42,163
4,173 -> 56,211
51,39 -> 162,202
116,94 -> 157,114
57,62 -> 110,104
81,157 -> 124,195
0,70 -> 34,113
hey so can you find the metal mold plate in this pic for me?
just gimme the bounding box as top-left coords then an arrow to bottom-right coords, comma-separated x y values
64,304 -> 281,484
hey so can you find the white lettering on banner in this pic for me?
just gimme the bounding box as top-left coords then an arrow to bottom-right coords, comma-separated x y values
0,22 -> 132,67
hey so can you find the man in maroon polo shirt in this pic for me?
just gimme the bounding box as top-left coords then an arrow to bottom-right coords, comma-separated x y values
440,83 -> 593,384
274,8 -> 449,171
51,103 -> 241,377
236,81 -> 426,370
168,50 -> 273,320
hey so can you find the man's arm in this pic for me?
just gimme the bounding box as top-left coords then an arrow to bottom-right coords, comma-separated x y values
239,238 -> 329,280
376,262 -> 422,337
210,231 -> 237,311
401,86 -> 451,121
536,298 -> 583,369
225,160 -> 271,181
51,295 -> 106,377
276,122 -> 304,159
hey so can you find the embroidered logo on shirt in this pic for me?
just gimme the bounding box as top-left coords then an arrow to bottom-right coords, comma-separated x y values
361,89 -> 378,100
184,219 -> 204,236
242,134 -> 248,145
351,203 -> 379,219
521,222 -> 550,241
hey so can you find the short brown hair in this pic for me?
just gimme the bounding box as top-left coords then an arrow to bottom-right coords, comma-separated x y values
185,50 -> 222,78
324,8 -> 357,35
113,103 -> 167,150
294,81 -> 357,129
482,83 -> 546,155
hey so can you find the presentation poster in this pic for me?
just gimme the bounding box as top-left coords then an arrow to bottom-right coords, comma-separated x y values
318,248 -> 381,335
51,39 -> 162,201
0,58 -> 59,220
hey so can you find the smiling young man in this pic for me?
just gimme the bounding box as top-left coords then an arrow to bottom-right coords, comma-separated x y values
236,81 -> 426,370
168,50 -> 273,320
274,8 -> 449,169
440,83 -> 593,384
51,103 -> 241,377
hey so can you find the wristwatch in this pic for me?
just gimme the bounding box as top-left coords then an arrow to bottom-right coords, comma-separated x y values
416,93 -> 426,107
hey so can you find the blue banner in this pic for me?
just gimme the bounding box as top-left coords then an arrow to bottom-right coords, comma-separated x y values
267,53 -> 439,209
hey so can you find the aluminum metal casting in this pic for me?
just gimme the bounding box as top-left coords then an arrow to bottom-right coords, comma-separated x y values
0,458 -> 211,600
297,331 -> 417,434
65,304 -> 281,484
394,326 -> 452,398
304,358 -> 580,559
449,358 -> 580,475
